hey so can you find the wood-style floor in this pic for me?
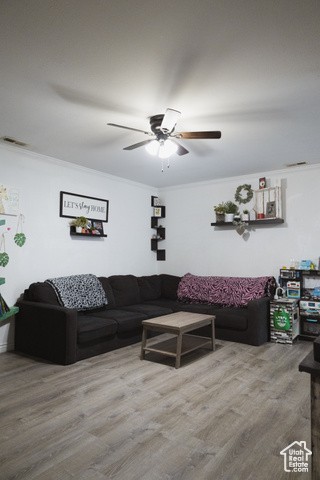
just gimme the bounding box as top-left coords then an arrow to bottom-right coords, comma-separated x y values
0,336 -> 313,480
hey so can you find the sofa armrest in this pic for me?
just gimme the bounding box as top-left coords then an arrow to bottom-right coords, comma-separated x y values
15,301 -> 78,365
246,296 -> 271,345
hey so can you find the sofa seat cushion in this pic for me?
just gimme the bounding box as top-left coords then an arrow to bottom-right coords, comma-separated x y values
91,308 -> 148,333
120,304 -> 173,317
77,316 -> 118,344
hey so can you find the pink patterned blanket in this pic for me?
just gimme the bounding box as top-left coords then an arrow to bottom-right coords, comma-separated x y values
177,273 -> 275,308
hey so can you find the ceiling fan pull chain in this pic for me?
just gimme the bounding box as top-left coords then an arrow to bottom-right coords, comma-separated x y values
161,158 -> 164,173
167,159 -> 170,168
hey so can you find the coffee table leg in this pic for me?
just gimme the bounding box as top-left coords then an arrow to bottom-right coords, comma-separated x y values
140,326 -> 147,360
211,319 -> 215,351
175,332 -> 182,368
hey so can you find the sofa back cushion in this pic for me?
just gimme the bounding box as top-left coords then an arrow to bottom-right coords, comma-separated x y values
27,282 -> 60,305
138,275 -> 161,301
45,274 -> 107,311
108,275 -> 141,306
98,277 -> 116,308
177,273 -> 276,308
160,274 -> 181,300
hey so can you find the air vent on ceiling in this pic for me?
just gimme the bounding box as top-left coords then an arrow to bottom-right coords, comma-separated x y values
0,136 -> 28,147
285,161 -> 309,168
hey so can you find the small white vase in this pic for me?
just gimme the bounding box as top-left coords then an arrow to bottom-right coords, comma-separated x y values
225,213 -> 234,222
76,226 -> 82,233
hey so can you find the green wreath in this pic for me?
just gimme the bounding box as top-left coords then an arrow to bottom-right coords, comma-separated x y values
235,184 -> 253,204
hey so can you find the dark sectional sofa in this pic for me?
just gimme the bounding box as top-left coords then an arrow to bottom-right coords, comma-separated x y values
15,273 -> 274,365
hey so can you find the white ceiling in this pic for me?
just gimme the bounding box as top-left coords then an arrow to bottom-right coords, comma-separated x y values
1,0 -> 320,188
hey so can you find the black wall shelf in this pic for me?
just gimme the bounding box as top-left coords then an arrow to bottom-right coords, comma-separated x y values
151,196 -> 166,261
211,218 -> 284,227
70,227 -> 107,237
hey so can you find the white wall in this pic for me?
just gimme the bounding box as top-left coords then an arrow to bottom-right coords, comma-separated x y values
0,144 -> 158,351
1,142 -> 320,352
158,165 -> 320,280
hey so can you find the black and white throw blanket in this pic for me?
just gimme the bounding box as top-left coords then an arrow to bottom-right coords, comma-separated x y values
45,274 -> 107,311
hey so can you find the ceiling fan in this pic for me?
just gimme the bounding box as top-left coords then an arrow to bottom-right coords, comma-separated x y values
107,108 -> 221,158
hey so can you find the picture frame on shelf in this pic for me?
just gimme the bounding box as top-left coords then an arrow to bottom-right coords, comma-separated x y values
154,207 -> 162,217
259,177 -> 266,189
91,221 -> 104,235
266,201 -> 276,218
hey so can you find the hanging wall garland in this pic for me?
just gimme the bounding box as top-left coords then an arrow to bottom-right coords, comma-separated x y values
235,184 -> 253,204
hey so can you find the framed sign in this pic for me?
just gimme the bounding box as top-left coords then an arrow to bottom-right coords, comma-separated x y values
0,184 -> 19,216
60,191 -> 109,222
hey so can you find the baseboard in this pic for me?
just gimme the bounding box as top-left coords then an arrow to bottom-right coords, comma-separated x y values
0,342 -> 14,353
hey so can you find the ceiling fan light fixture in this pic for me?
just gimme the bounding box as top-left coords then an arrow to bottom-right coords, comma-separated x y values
145,140 -> 159,156
160,108 -> 181,134
159,139 -> 178,158
145,139 -> 178,158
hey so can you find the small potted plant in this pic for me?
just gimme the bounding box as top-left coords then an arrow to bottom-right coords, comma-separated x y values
69,216 -> 88,233
241,209 -> 249,221
224,201 -> 239,222
213,203 -> 226,223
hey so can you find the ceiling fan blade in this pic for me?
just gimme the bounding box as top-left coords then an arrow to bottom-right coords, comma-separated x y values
171,139 -> 189,156
178,131 -> 222,139
160,108 -> 181,134
107,123 -> 152,136
123,139 -> 154,151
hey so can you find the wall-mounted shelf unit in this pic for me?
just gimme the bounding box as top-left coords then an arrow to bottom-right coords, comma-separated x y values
0,306 -> 19,322
211,218 -> 284,227
70,227 -> 107,237
0,226 -> 19,321
151,196 -> 166,261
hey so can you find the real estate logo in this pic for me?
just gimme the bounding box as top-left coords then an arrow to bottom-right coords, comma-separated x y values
280,441 -> 312,473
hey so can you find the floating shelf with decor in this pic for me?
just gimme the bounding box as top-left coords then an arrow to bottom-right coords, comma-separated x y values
211,218 -> 284,227
151,196 -> 166,261
0,306 -> 19,322
0,278 -> 19,322
212,182 -> 284,229
0,219 -> 20,320
70,227 -> 107,237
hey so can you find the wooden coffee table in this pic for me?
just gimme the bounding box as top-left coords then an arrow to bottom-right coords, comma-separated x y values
140,311 -> 215,368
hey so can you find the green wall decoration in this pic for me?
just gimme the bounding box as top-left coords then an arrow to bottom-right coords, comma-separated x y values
234,184 -> 253,204
14,233 -> 26,247
14,214 -> 26,247
0,252 -> 9,267
0,233 -> 9,267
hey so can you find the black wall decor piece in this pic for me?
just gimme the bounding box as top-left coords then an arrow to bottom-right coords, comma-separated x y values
60,191 -> 109,222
